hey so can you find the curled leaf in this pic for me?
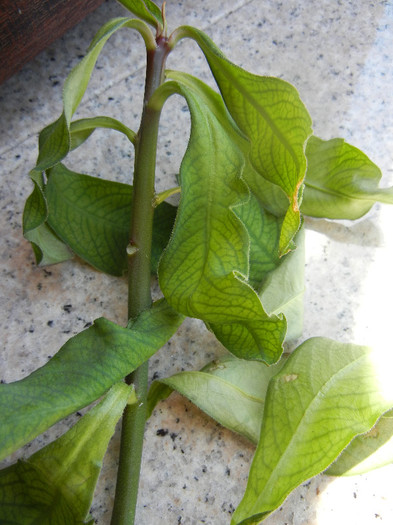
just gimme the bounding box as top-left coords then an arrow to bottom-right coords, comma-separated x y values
148,355 -> 287,443
302,136 -> 393,219
158,81 -> 286,363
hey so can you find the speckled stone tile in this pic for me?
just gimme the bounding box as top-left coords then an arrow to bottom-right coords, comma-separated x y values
1,0 -> 393,524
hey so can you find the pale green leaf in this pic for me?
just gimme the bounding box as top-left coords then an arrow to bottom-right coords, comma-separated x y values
302,136 -> 393,219
165,70 -> 289,219
70,116 -> 136,150
259,226 -> 305,341
234,193 -> 282,290
165,71 -> 286,279
148,356 -> 287,443
232,338 -> 393,524
158,82 -> 286,363
45,163 -> 176,275
24,221 -> 73,267
177,27 -> 312,254
0,299 -> 184,461
0,383 -> 132,524
116,0 -> 163,30
326,408 -> 393,476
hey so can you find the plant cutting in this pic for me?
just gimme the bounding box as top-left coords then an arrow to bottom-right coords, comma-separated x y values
1,0 -> 393,523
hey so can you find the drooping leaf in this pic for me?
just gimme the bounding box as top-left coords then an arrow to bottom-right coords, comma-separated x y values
147,355 -> 287,443
157,82 -> 286,363
117,0 -> 163,30
0,383 -> 133,524
232,338 -> 393,525
23,175 -> 72,266
165,69 -> 289,219
259,226 -> 305,341
24,221 -> 74,266
302,136 -> 393,219
23,16 -> 153,266
165,71 -> 288,287
46,164 -> 132,276
44,163 -> 176,275
326,408 -> 393,476
164,74 -> 297,344
0,299 -> 184,461
70,116 -> 136,150
176,27 -> 313,254
35,18 -> 151,175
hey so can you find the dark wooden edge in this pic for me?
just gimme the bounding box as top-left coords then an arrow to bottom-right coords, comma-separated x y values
0,0 -> 106,84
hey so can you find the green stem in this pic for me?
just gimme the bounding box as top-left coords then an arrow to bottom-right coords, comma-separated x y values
111,36 -> 170,525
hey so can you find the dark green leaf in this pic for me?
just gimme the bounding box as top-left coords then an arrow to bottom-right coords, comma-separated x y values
151,200 -> 178,274
0,299 -> 184,461
46,164 -> 133,276
23,176 -> 73,266
0,383 -> 132,524
45,163 -> 176,275
302,136 -> 393,219
232,338 -> 393,524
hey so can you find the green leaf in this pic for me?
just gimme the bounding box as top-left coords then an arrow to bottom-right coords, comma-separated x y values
259,225 -> 305,341
0,383 -> 132,524
234,193 -> 282,290
148,355 -> 287,443
23,176 -> 72,266
70,116 -> 136,150
165,71 -> 286,275
24,221 -> 74,266
0,299 -> 184,461
46,164 -> 132,276
24,16 -> 153,265
117,0 -> 163,30
326,408 -> 393,476
178,27 -> 312,254
33,17 -> 153,175
165,70 -> 289,219
158,82 -> 286,363
232,338 -> 393,525
151,199 -> 178,274
45,163 -> 176,276
302,136 -> 393,219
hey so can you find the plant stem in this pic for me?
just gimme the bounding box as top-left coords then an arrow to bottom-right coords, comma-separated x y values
111,36 -> 170,525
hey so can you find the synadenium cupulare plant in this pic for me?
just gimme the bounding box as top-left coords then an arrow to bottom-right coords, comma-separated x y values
1,1 -> 393,524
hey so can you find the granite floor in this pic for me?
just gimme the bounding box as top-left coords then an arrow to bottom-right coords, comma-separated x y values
1,0 -> 393,523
